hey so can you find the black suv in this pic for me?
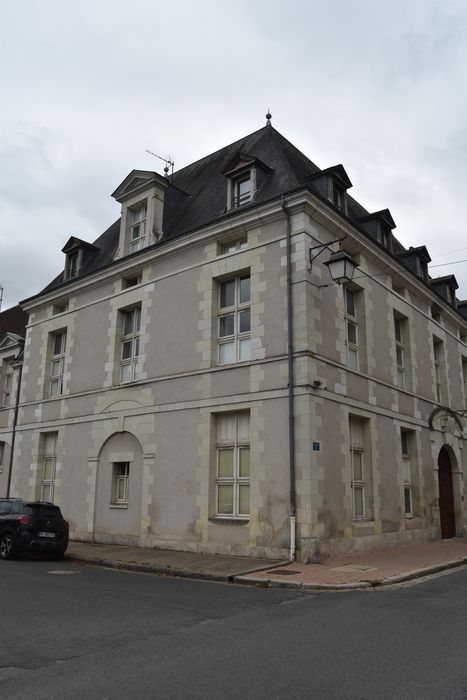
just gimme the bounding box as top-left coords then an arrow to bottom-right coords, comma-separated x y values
0,499 -> 69,560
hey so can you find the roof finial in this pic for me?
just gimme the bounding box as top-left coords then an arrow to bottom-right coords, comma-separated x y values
266,109 -> 272,125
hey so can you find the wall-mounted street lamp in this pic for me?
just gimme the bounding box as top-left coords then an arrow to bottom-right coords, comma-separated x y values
309,238 -> 358,287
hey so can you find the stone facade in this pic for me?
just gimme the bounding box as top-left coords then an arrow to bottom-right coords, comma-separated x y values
2,124 -> 467,560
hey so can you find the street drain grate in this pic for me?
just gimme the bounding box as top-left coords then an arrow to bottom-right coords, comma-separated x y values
267,569 -> 301,576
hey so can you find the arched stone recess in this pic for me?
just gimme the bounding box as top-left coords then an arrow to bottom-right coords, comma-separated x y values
84,415 -> 156,545
92,431 -> 144,545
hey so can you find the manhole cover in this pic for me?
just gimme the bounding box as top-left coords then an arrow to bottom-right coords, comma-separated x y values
267,569 -> 301,576
48,570 -> 78,575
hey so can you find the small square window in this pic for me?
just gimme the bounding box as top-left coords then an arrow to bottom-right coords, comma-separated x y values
52,301 -> 69,315
122,275 -> 141,290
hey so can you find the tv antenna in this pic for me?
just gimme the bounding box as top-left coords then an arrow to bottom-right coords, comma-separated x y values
145,149 -> 174,179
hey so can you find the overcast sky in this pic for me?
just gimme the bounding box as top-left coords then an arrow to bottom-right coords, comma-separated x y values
1,0 -> 466,310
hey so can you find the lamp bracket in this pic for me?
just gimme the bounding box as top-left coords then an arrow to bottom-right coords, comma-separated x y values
309,238 -> 343,266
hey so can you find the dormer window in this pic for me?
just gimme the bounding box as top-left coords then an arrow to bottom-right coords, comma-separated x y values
112,170 -> 170,260
62,236 -> 98,281
307,165 -> 352,216
222,152 -> 273,212
232,175 -> 252,208
130,204 -> 147,253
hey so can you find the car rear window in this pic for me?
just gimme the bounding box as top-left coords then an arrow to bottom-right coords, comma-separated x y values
24,505 -> 62,518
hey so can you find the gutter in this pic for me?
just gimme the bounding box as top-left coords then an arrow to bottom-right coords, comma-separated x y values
282,198 -> 297,562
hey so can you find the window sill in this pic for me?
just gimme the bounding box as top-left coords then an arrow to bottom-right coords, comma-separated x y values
209,517 -> 249,525
110,503 -> 128,509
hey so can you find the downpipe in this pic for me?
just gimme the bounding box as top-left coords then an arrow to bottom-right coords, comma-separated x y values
282,198 -> 297,563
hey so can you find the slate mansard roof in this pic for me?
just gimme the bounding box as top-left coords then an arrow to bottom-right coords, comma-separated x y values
32,123 -> 465,315
0,305 -> 28,340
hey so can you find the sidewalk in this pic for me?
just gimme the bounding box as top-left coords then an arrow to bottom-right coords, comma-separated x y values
66,538 -> 467,590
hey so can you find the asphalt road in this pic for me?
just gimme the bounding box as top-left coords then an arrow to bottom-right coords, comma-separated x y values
1,558 -> 467,699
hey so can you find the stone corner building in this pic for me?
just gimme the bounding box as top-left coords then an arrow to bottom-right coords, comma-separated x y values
2,119 -> 467,561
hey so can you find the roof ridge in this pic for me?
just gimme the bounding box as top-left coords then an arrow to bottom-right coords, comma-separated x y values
172,123 -> 271,177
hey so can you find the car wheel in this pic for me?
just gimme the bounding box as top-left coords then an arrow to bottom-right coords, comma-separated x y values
0,532 -> 16,560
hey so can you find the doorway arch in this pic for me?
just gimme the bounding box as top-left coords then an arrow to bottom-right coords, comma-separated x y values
438,446 -> 456,539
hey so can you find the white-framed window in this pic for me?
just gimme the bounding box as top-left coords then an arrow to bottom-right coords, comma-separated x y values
3,368 -> 13,407
130,205 -> 147,253
344,287 -> 359,370
332,181 -> 345,210
49,331 -> 66,397
120,307 -> 141,383
394,315 -> 406,388
400,429 -> 413,516
112,462 -> 130,505
40,432 -> 57,502
65,251 -> 79,279
350,416 -> 371,520
218,275 -> 251,364
216,412 -> 250,518
433,337 -> 445,403
232,175 -> 252,208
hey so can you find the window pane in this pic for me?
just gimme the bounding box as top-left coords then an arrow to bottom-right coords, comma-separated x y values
217,414 -> 236,442
237,413 -> 250,441
239,309 -> 250,333
401,431 -> 409,456
49,379 -> 59,396
346,289 -> 355,316
51,359 -> 62,376
220,280 -> 235,308
44,458 -> 55,480
53,333 -> 64,355
396,347 -> 404,366
239,448 -> 250,478
347,322 -> 357,345
123,312 -> 134,335
239,338 -> 251,361
353,451 -> 363,481
238,484 -> 250,515
219,341 -> 235,365
348,348 -> 358,370
354,487 -> 364,517
218,485 -> 233,514
219,314 -> 234,337
134,338 -> 140,357
41,483 -> 53,502
218,449 -> 234,478
133,360 -> 140,379
404,486 -> 412,514
239,276 -> 250,304
394,318 -> 402,342
121,363 -> 132,383
122,340 -> 133,360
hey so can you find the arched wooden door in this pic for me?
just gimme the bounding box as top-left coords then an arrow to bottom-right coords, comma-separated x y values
438,447 -> 456,539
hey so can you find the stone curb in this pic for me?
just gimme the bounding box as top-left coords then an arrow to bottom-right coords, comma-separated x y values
65,552 -> 467,591
234,557 -> 467,591
65,552 -> 288,584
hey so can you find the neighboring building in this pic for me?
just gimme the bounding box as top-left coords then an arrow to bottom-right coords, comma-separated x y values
4,118 -> 467,560
0,305 -> 28,495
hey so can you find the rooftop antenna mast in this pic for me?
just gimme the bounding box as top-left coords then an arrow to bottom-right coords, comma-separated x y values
145,149 -> 174,180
